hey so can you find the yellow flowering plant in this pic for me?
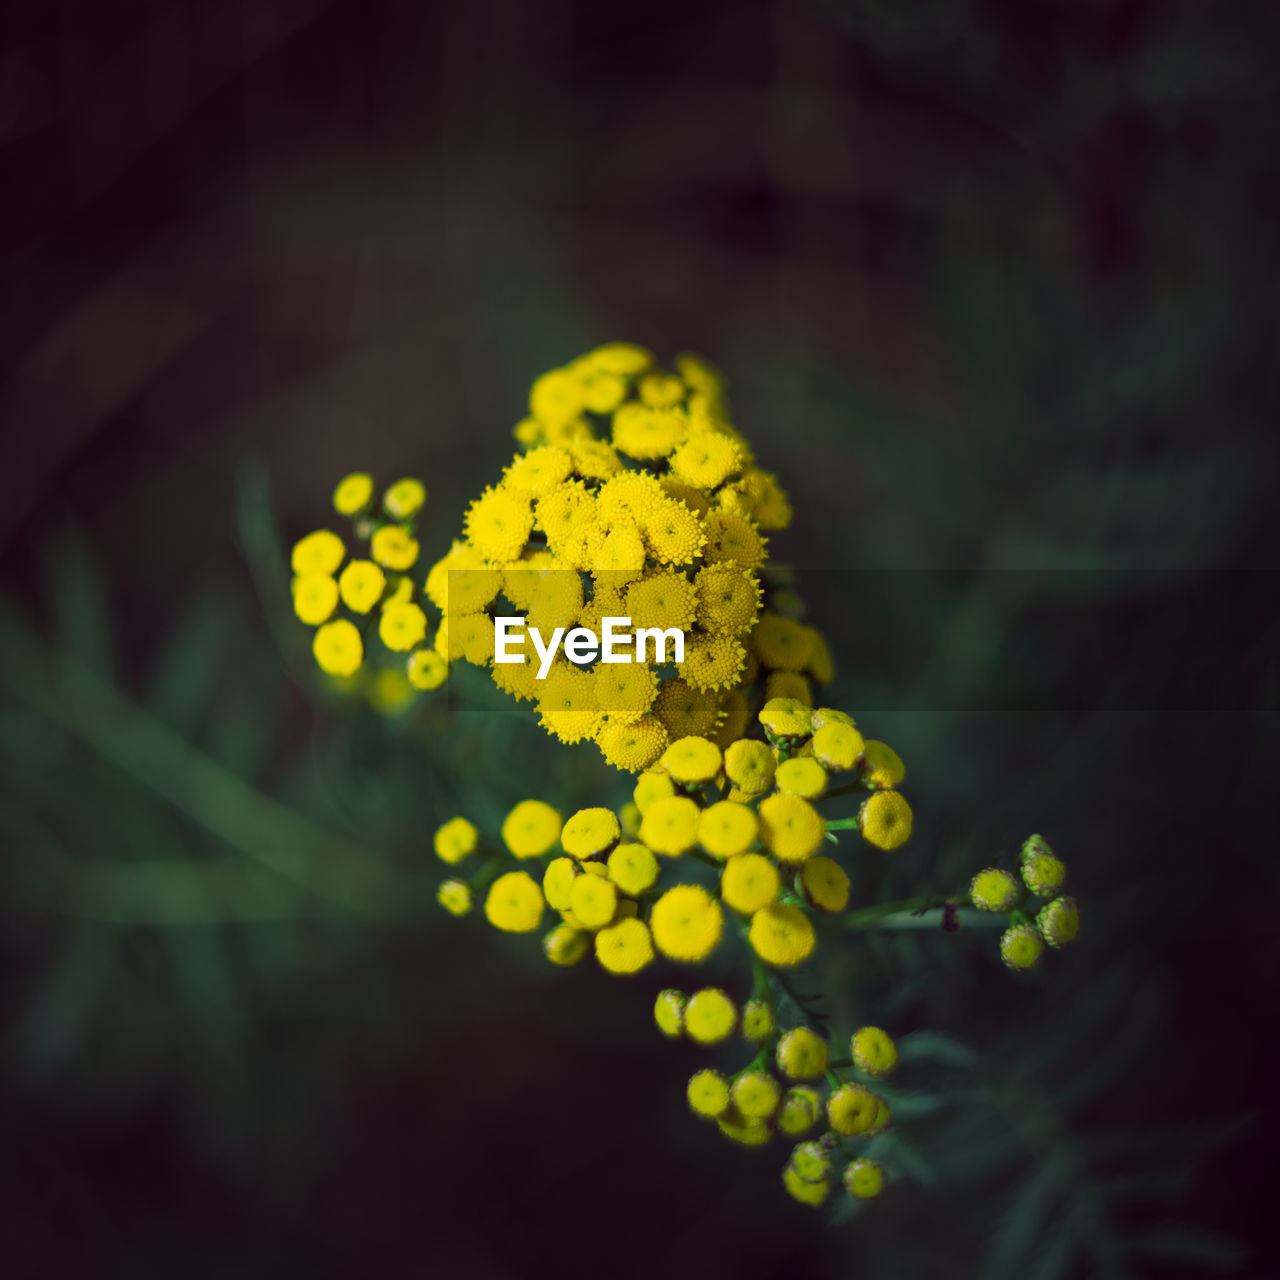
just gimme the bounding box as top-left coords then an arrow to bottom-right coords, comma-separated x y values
287,343 -> 1081,1210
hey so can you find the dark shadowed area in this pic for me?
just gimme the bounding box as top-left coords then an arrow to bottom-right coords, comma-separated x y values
1,1 -> 1276,1277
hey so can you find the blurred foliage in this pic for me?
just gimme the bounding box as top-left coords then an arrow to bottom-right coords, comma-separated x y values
1,0 -> 1276,1275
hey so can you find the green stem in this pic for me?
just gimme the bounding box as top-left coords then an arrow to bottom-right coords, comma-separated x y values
843,896 -> 938,926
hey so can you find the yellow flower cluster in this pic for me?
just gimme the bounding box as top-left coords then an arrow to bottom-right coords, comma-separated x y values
428,684 -> 924,1207
666,987 -> 896,1205
288,473 -> 447,702
979,833 -> 1079,971
417,343 -> 832,769
289,343 -> 1076,1212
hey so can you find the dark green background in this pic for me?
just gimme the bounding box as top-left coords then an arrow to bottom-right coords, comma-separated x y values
1,1 -> 1275,1276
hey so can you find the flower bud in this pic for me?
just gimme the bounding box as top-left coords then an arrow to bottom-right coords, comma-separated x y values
850,1025 -> 898,1077
843,1158 -> 885,1200
1022,852 -> 1065,897
1000,923 -> 1044,971
436,879 -> 472,916
653,988 -> 686,1038
970,868 -> 1019,912
1036,896 -> 1080,949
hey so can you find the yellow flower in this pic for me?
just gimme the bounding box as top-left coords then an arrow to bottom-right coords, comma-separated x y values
436,879 -> 472,916
758,793 -> 825,863
379,601 -> 427,652
687,1069 -> 731,1119
693,565 -> 760,635
537,664 -> 600,744
653,679 -> 720,739
612,404 -> 687,459
749,904 -> 816,967
797,855 -> 848,913
293,573 -> 339,625
370,524 -> 419,571
561,807 -> 620,859
568,438 -> 622,481
970,868 -> 1018,912
543,923 -> 590,966
851,1026 -> 898,1077
650,885 -> 723,962
751,612 -> 811,671
1037,896 -> 1079,949
724,739 -> 776,794
625,570 -> 696,631
596,716 -> 668,772
732,1071 -> 781,1119
859,791 -> 913,851
827,1084 -> 880,1136
313,619 -> 363,676
514,417 -> 543,446
758,697 -> 811,740
811,707 -> 855,732
580,370 -> 626,413
570,874 -> 618,930
484,871 -> 544,933
383,477 -> 426,519
589,341 -> 653,375
703,510 -> 765,569
774,756 -> 827,799
535,481 -> 595,551
529,367 -> 585,424
641,499 -> 705,565
1001,923 -> 1044,970
741,999 -> 774,1041
660,736 -> 722,785
504,446 -> 574,495
789,1140 -> 832,1185
1022,850 -> 1066,898
670,433 -> 741,489
764,671 -> 812,706
777,1027 -> 828,1080
594,662 -> 659,721
607,842 -> 659,895
684,987 -> 737,1044
638,795 -> 701,856
720,853 -> 780,915
542,857 -> 579,911
778,1087 -> 822,1137
502,800 -> 563,858
338,560 -> 386,613
464,486 -> 534,562
698,802 -> 759,859
654,988 -> 686,1038
811,721 -> 864,771
782,1165 -> 828,1206
637,371 -> 686,408
333,472 -> 374,516
595,918 -> 654,974
719,1107 -> 772,1147
292,529 -> 345,576
844,1159 -> 885,1200
862,739 -> 905,789
406,648 -> 448,690
434,816 -> 478,864
679,634 -> 747,692
633,770 -> 676,813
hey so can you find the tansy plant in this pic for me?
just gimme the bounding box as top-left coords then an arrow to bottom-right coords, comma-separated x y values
287,342 -> 1080,1210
